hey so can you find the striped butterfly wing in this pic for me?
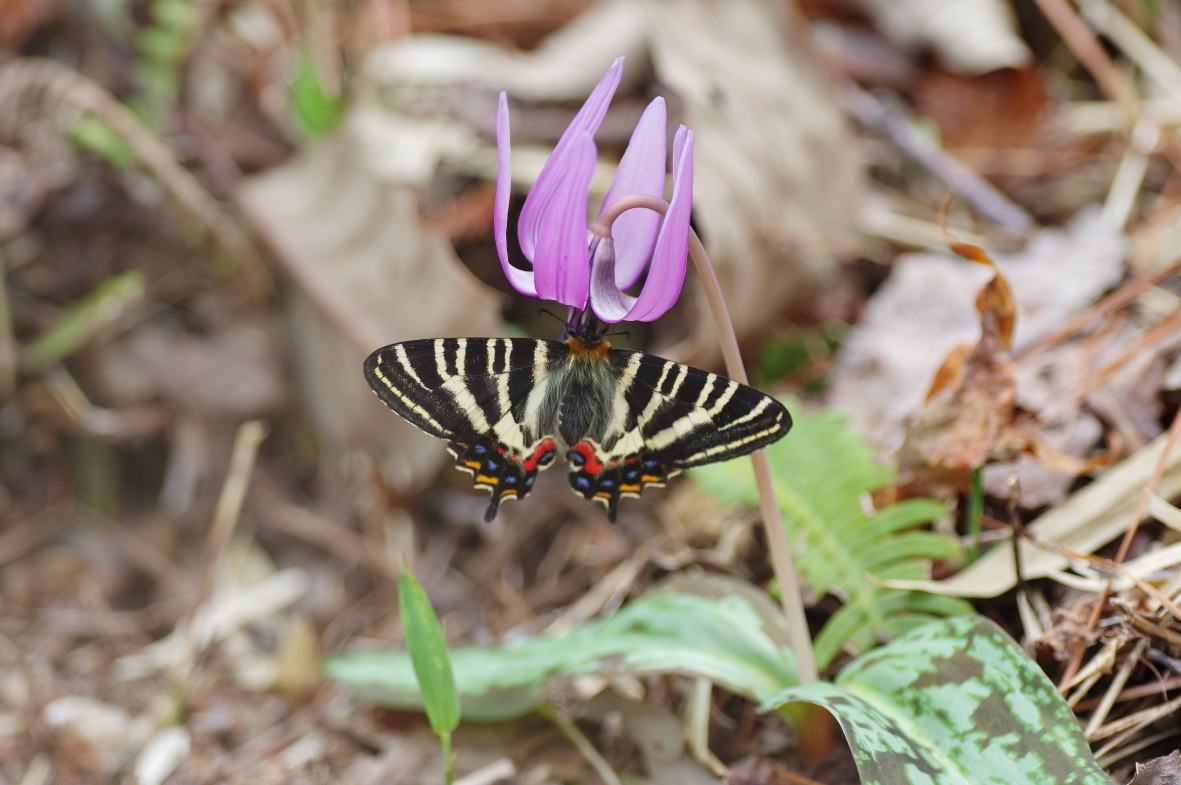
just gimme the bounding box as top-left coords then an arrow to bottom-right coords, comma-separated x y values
567,350 -> 792,521
364,337 -> 565,521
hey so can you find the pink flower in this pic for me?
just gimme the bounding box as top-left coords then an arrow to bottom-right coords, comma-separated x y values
494,57 -> 695,324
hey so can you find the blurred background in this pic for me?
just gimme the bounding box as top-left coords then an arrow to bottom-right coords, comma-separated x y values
3,0 -> 1181,782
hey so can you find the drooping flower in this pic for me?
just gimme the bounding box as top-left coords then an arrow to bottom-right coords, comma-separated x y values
493,57 -> 695,324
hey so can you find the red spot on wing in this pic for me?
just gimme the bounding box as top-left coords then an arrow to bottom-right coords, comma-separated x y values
523,438 -> 557,472
569,441 -> 605,475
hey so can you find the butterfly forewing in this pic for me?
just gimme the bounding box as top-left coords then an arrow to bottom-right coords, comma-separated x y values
364,337 -> 564,520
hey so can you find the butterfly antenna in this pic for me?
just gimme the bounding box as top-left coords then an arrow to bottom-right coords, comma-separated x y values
537,308 -> 570,329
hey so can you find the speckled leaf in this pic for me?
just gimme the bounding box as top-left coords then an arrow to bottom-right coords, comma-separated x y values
326,574 -> 797,721
763,615 -> 1107,785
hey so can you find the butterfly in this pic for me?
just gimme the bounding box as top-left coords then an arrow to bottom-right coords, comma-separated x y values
364,324 -> 791,522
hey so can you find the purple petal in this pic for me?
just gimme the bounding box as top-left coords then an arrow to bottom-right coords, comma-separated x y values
533,133 -> 595,309
599,97 -> 667,291
611,128 -> 693,323
518,57 -> 624,262
588,236 -> 635,323
494,92 -> 537,296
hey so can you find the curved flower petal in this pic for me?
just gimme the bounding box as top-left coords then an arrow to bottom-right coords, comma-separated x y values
533,132 -> 596,309
607,127 -> 694,323
588,235 -> 635,323
493,92 -> 537,296
599,97 -> 667,291
518,57 -> 624,261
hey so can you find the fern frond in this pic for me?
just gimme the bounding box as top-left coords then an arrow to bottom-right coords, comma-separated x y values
690,401 -> 973,671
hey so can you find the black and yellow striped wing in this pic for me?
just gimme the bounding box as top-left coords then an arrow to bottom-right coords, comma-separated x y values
364,334 -> 792,522
565,349 -> 791,520
364,337 -> 564,521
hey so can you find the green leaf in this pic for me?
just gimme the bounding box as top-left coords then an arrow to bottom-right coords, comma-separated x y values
288,54 -> 344,139
21,271 -> 146,372
398,569 -> 460,736
69,117 -> 136,169
327,574 -> 798,721
690,402 -> 973,670
764,615 -> 1108,785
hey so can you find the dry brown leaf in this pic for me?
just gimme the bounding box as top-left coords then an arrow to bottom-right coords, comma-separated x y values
851,0 -> 1032,74
830,208 -> 1126,466
237,118 -> 502,490
93,318 -> 286,419
1127,750 -> 1181,785
897,241 -> 1017,492
0,0 -> 58,48
638,0 -> 860,351
914,66 -> 1048,154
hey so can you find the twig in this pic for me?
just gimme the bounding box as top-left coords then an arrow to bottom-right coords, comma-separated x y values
199,420 -> 269,602
685,678 -> 727,775
1086,689 -> 1181,742
0,58 -> 274,305
1095,727 -> 1179,768
1078,0 -> 1181,101
1102,117 -> 1160,231
1015,254 -> 1181,363
539,705 -> 624,785
1034,303 -> 1181,425
1083,637 -> 1148,737
841,84 -> 1034,234
1058,405 -> 1181,688
1030,0 -> 1139,121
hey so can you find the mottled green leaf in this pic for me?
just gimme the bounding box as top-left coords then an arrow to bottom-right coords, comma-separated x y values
764,615 -> 1108,785
327,574 -> 798,721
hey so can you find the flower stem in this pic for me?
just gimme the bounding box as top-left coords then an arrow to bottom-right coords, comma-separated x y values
594,195 -> 818,684
686,231 -> 818,684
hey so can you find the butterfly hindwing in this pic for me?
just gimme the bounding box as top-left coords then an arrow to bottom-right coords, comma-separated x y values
364,337 -> 564,520
566,350 -> 792,521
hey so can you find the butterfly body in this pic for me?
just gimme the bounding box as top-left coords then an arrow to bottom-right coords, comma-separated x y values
364,326 -> 790,522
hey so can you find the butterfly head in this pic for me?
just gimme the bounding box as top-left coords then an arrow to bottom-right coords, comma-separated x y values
565,327 -> 612,361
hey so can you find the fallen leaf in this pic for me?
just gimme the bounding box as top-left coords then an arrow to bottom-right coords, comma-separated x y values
638,0 -> 861,351
1127,750 -> 1181,785
897,240 -> 1017,493
914,66 -> 1048,155
851,0 -> 1032,74
237,117 -> 502,491
830,207 -> 1127,502
886,428 -> 1181,597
